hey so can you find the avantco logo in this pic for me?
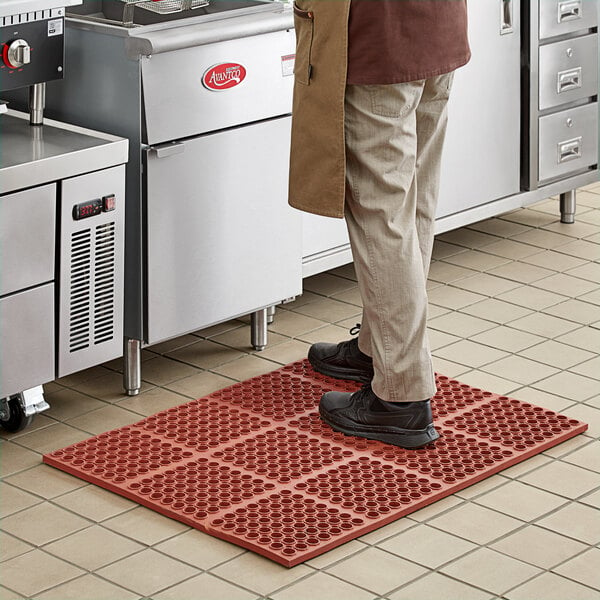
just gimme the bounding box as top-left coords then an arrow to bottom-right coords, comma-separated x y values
202,62 -> 247,91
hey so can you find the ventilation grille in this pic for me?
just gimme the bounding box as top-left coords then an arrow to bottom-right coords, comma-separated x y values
68,222 -> 116,353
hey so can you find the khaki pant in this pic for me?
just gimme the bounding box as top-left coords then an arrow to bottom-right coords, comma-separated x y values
344,74 -> 453,402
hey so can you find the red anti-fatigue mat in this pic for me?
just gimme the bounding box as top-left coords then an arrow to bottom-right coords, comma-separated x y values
44,360 -> 587,566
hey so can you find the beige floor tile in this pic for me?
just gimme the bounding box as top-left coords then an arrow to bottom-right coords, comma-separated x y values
210,552 -> 312,596
511,387 -> 574,413
0,415 -> 56,442
441,547 -> 542,595
471,326 -> 544,353
4,464 -> 85,499
428,303 -> 452,319
154,573 -> 256,600
296,324 -> 352,345
519,340 -> 595,369
452,272 -> 522,297
103,506 -> 189,545
510,228 -> 572,250
408,495 -> 464,522
542,433 -> 590,458
554,547 -> 600,591
330,286 -> 363,306
55,365 -> 113,388
326,547 -> 427,595
212,354 -> 280,381
267,310 -> 329,338
496,285 -> 567,311
139,356 -> 199,386
428,503 -> 522,545
443,249 -> 513,272
305,540 -> 367,569
0,550 -> 85,597
469,218 -> 531,238
499,455 -> 553,479
164,371 -> 234,399
388,572 -> 492,600
460,298 -> 533,324
506,572 -> 600,600
147,334 -> 204,355
580,488 -> 600,508
1,502 -> 89,546
117,387 -> 190,417
556,325 -> 600,353
534,273 -> 598,298
330,262 -> 358,281
272,572 -> 374,600
432,356 -> 471,378
36,574 -> 141,600
554,239 -> 600,261
379,524 -> 476,568
501,209 -> 558,228
258,339 -> 311,365
433,340 -> 508,368
543,220 -> 599,239
11,423 -> 91,455
454,474 -> 507,500
55,485 -> 136,522
44,525 -> 144,570
429,312 -> 496,338
563,404 -> 600,439
511,312 -> 580,338
487,261 -> 555,284
194,319 -> 246,338
66,405 -> 143,435
0,531 -> 34,562
484,238 -> 544,260
491,525 -> 587,569
358,517 -> 417,545
481,355 -> 559,385
0,481 -> 41,517
580,210 -> 600,227
431,240 -> 468,259
428,329 -> 462,351
533,371 -> 598,402
571,355 -> 600,379
153,529 -> 245,569
167,339 -> 244,370
0,442 -> 40,477
96,548 -> 197,597
293,297 -> 362,323
566,261 -> 600,283
43,388 -> 105,422
0,585 -> 24,600
71,372 -> 154,403
211,325 -> 276,351
428,261 -> 476,284
452,370 -> 520,395
561,440 -> 600,472
473,480 -> 567,521
427,286 -> 486,310
521,250 -> 587,272
437,228 -> 499,249
520,460 -> 600,499
303,272 -> 357,297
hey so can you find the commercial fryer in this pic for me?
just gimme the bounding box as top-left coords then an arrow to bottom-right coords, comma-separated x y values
0,0 -> 128,431
37,0 -> 302,396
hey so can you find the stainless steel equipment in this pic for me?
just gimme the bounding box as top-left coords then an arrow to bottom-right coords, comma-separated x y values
0,0 -> 128,431
44,1 -> 301,395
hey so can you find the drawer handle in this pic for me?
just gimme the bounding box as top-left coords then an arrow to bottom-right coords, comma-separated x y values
557,67 -> 582,94
558,136 -> 582,164
558,0 -> 581,23
500,0 -> 513,34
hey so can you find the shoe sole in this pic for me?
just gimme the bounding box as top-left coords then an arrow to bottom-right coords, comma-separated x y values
308,349 -> 373,384
319,406 -> 440,449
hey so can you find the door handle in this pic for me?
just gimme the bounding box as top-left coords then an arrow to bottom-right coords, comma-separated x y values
500,0 -> 513,35
557,136 -> 582,164
151,142 -> 185,159
558,0 -> 582,23
557,67 -> 582,94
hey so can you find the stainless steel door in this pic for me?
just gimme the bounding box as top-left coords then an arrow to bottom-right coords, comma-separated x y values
437,0 -> 521,217
144,115 -> 301,345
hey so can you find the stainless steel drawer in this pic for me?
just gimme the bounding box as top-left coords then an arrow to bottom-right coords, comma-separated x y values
539,102 -> 598,181
540,0 -> 599,40
0,283 -> 55,398
0,184 -> 55,297
539,34 -> 598,110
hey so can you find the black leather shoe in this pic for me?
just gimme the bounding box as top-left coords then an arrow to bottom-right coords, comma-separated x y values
308,337 -> 374,383
319,385 -> 439,448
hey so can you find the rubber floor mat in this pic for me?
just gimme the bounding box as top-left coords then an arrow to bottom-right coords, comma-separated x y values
44,359 -> 587,566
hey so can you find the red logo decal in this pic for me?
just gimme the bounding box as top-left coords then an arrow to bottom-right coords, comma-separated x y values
202,63 -> 246,91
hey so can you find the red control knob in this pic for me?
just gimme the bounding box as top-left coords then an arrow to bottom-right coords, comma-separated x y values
3,39 -> 31,69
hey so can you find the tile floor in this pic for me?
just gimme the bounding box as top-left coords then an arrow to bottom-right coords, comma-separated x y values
1,182 -> 599,600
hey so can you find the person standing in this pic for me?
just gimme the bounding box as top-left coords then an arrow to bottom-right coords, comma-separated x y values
288,0 -> 470,449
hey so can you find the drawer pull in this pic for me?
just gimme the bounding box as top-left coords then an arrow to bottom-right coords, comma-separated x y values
557,136 -> 582,164
500,0 -> 513,34
557,67 -> 582,93
558,0 -> 581,23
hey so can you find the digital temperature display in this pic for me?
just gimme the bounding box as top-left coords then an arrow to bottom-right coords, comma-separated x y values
73,198 -> 102,221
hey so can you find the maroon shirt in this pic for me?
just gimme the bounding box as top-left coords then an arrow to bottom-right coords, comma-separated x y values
347,0 -> 471,85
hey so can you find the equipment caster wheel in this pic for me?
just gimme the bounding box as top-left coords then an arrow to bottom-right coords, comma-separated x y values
0,395 -> 34,433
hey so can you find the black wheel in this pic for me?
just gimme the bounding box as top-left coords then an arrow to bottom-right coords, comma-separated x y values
0,395 -> 34,433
